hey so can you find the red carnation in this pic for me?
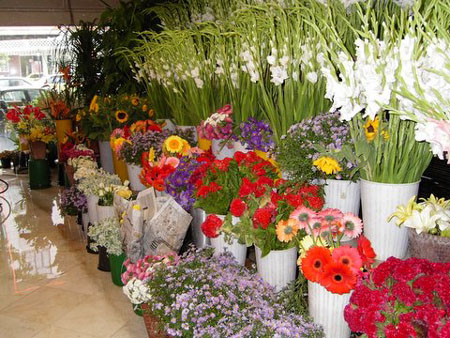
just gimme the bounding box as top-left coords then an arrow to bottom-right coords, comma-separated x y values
306,195 -> 324,210
253,206 -> 274,229
239,178 -> 256,198
230,198 -> 247,217
285,193 -> 303,208
234,151 -> 246,164
196,185 -> 210,198
208,182 -> 222,193
257,176 -> 274,188
201,214 -> 223,238
270,192 -> 282,205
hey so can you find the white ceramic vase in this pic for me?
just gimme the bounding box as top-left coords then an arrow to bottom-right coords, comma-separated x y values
210,216 -> 247,266
361,179 -> 420,261
211,139 -> 235,160
87,195 -> 99,224
126,163 -> 146,192
190,208 -> 210,248
96,205 -> 116,223
255,246 -> 297,291
323,179 -> 360,215
308,281 -> 351,338
98,140 -> 115,174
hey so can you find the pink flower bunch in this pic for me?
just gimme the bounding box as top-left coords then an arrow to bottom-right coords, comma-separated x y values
345,257 -> 450,338
60,143 -> 95,163
197,104 -> 233,140
121,253 -> 179,285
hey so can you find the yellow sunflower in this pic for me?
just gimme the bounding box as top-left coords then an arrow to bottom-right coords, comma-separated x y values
131,97 -> 139,106
364,116 -> 380,141
115,110 -> 129,123
89,95 -> 99,113
313,156 -> 342,175
276,219 -> 300,243
164,135 -> 184,153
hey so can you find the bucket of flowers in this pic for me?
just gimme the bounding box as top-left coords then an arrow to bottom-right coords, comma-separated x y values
292,205 -> 376,338
237,117 -> 275,157
389,194 -> 450,262
59,185 -> 87,217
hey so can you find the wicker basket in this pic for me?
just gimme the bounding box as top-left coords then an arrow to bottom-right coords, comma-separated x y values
141,303 -> 167,338
407,228 -> 450,263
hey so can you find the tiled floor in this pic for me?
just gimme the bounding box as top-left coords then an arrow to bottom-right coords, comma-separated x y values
0,169 -> 147,338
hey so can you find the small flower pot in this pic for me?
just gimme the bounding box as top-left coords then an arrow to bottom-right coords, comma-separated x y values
87,195 -> 99,224
96,204 -> 116,223
210,216 -> 247,266
407,228 -> 450,263
141,303 -> 167,338
112,151 -> 128,183
28,158 -> 50,190
308,281 -> 351,338
64,164 -> 75,186
97,246 -> 111,272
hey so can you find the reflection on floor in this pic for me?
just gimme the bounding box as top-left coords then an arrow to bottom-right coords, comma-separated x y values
0,169 -> 147,338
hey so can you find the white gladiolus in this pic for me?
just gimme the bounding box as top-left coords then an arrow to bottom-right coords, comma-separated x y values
306,71 -> 318,84
270,65 -> 289,86
194,78 -> 204,88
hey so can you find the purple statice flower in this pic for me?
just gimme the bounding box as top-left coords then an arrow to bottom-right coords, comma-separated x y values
60,186 -> 87,216
239,118 -> 275,152
146,247 -> 324,337
164,156 -> 202,211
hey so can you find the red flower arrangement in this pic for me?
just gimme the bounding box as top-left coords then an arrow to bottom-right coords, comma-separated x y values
140,152 -> 179,192
345,257 -> 450,338
201,214 -> 224,238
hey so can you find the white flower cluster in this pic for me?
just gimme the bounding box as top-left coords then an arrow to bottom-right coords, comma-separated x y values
123,278 -> 151,305
88,217 -> 123,256
204,112 -> 227,128
402,197 -> 450,235
68,156 -> 97,172
77,168 -> 122,197
240,43 -> 260,83
267,44 -> 290,86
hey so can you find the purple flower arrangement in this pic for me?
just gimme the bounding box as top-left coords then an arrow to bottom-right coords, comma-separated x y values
146,248 -> 323,337
238,118 -> 275,152
164,156 -> 202,211
60,186 -> 87,216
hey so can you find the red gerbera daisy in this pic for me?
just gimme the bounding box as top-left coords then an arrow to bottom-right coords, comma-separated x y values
331,246 -> 362,274
301,246 -> 332,283
321,262 -> 356,294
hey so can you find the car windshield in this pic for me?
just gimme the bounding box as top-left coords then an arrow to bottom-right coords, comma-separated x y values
0,90 -> 26,103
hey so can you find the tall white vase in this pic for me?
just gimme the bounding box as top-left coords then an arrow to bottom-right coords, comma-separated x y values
210,216 -> 247,266
211,139 -> 235,160
308,281 -> 351,338
87,195 -> 99,224
96,205 -> 116,223
323,179 -> 360,215
255,246 -> 297,291
98,141 -> 115,174
190,208 -> 210,248
126,163 -> 146,192
361,179 -> 420,261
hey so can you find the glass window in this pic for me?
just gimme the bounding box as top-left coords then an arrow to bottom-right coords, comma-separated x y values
1,90 -> 26,103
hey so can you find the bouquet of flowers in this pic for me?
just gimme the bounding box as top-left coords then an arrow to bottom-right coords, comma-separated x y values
238,117 -> 275,152
389,195 -> 450,237
139,151 -> 180,192
59,186 -> 87,216
60,143 -> 95,164
144,248 -> 324,337
345,257 -> 450,337
294,206 -> 376,294
77,168 -> 122,197
277,111 -> 356,182
97,182 -> 132,206
88,217 -> 123,256
110,127 -> 131,157
197,104 -> 233,140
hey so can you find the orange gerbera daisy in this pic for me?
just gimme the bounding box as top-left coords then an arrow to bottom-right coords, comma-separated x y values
331,246 -> 362,274
301,246 -> 332,283
321,262 -> 356,294
276,219 -> 300,242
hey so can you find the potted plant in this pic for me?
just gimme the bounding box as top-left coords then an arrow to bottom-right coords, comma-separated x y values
389,195 -> 450,262
294,205 -> 376,338
59,186 -> 87,217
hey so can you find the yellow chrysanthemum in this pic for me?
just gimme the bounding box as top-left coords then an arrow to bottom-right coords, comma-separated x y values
364,116 -> 380,142
131,97 -> 139,106
115,110 -> 129,123
89,95 -> 99,113
276,219 -> 300,243
164,135 -> 184,153
313,156 -> 342,175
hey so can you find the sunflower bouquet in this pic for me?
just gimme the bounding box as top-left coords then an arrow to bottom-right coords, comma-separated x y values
290,206 -> 376,294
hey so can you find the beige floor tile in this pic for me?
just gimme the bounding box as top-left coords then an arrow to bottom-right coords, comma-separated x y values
110,318 -> 148,338
31,326 -> 98,338
0,314 -> 43,338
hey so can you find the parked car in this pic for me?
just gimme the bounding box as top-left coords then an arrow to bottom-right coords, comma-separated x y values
41,74 -> 65,91
0,77 -> 33,89
0,87 -> 46,109
26,73 -> 44,82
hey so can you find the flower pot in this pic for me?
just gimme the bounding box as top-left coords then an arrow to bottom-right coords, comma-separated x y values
190,208 -> 210,248
361,179 -> 420,261
323,179 -> 360,215
19,134 -> 29,151
81,212 -> 89,234
30,141 -> 47,160
98,140 -> 115,174
127,163 -> 146,191
407,228 -> 450,263
28,159 -> 50,190
308,281 -> 351,338
96,204 -> 116,223
64,164 -> 75,186
255,246 -> 297,291
233,141 -> 249,153
112,151 -> 129,183
87,195 -> 99,224
1,158 -> 11,168
141,303 -> 167,338
211,139 -> 235,160
210,233 -> 247,266
109,253 -> 126,286
177,125 -> 197,143
55,119 -> 73,151
98,246 -> 111,272
198,137 -> 212,151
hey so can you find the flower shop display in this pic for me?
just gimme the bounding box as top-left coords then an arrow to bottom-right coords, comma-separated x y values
197,104 -> 234,159
390,195 -> 450,262
345,257 -> 450,338
126,248 -> 323,337
293,205 -> 375,338
59,186 -> 87,217
60,143 -> 96,184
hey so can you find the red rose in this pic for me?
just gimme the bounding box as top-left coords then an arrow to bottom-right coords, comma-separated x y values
6,109 -> 20,123
357,235 -> 376,269
230,198 -> 247,217
239,178 -> 256,198
306,195 -> 324,210
234,151 -> 246,164
253,206 -> 274,229
201,214 -> 223,238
